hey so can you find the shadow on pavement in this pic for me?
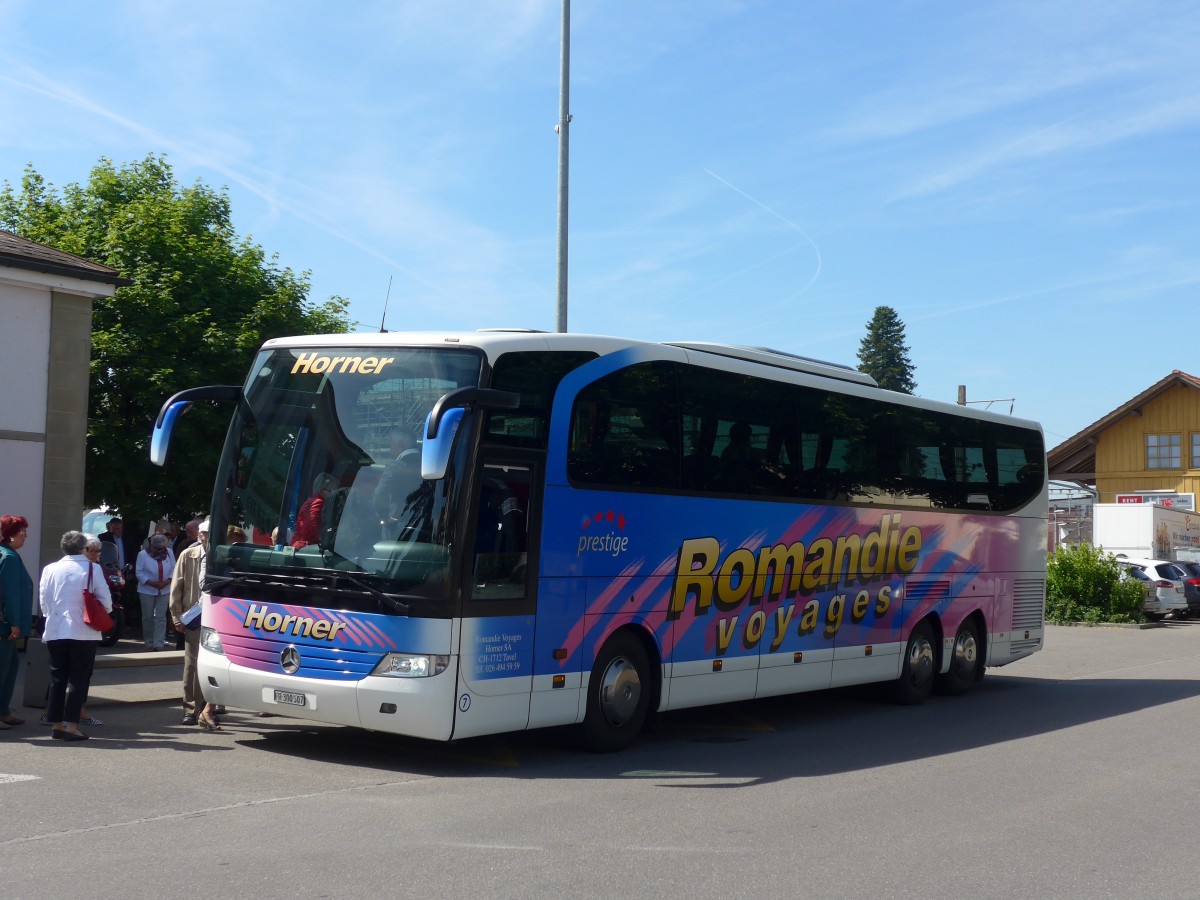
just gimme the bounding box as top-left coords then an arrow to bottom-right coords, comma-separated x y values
225,672 -> 1200,784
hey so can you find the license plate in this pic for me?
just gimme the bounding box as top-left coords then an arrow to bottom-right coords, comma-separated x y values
273,689 -> 306,707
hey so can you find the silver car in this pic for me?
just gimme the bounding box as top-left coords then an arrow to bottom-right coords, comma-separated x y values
1118,558 -> 1188,620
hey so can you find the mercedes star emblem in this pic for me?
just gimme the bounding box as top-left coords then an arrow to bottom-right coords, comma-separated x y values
280,645 -> 301,674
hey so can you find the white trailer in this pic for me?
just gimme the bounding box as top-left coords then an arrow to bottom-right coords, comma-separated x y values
1093,503 -> 1200,561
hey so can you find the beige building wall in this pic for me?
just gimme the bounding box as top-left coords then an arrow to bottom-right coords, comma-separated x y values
0,280 -> 51,571
0,263 -> 115,603
41,291 -> 95,566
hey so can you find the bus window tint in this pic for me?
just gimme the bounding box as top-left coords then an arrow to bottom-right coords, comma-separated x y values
568,360 -> 1045,513
568,362 -> 680,490
484,351 -> 596,448
471,465 -> 532,601
681,366 -> 799,496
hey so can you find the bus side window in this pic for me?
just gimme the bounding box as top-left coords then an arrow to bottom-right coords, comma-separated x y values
471,466 -> 531,601
567,362 -> 681,491
681,413 -> 719,491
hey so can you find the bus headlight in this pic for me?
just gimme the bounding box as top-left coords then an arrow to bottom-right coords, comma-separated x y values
200,626 -> 225,655
372,653 -> 449,678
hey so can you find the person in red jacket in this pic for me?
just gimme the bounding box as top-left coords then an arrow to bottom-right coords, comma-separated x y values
292,473 -> 336,548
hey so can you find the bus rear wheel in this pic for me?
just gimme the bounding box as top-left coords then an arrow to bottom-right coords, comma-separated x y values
935,619 -> 980,696
579,632 -> 650,753
891,621 -> 936,705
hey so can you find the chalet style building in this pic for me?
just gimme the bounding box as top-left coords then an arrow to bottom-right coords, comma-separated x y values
1048,371 -> 1200,507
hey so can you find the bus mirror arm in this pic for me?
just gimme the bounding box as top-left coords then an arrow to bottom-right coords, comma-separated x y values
150,385 -> 242,467
425,387 -> 520,440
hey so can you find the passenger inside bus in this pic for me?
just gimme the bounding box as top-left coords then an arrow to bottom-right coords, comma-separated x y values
291,473 -> 336,548
373,427 -> 423,537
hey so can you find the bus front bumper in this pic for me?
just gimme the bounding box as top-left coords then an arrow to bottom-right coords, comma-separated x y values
198,647 -> 459,741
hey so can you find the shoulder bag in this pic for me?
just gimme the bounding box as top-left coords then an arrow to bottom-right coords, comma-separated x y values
82,563 -> 114,633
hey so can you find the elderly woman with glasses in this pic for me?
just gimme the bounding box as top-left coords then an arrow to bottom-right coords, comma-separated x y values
0,515 -> 34,729
68,537 -> 108,726
136,533 -> 176,651
39,530 -> 113,741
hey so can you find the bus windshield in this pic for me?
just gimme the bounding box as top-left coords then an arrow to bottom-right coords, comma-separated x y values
208,345 -> 483,612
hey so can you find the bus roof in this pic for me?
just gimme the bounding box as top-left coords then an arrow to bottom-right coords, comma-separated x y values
259,329 -> 1041,432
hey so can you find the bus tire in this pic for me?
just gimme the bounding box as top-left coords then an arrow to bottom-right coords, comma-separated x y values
935,618 -> 980,696
579,631 -> 650,753
891,621 -> 936,705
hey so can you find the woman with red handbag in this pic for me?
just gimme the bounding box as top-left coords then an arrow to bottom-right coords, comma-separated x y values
38,530 -> 112,741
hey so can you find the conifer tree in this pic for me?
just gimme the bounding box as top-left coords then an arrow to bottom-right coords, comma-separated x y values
857,306 -> 916,393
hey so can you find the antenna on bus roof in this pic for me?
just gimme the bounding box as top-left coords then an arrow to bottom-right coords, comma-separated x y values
379,276 -> 393,333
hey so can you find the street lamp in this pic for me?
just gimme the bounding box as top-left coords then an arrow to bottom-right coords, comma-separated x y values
554,0 -> 571,333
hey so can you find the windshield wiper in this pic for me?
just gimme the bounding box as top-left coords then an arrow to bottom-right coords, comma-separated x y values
333,571 -> 410,616
205,568 -> 411,616
293,567 -> 411,616
205,573 -> 256,595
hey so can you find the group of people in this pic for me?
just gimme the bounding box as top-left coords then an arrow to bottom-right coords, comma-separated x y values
0,513 -> 224,741
98,515 -> 203,651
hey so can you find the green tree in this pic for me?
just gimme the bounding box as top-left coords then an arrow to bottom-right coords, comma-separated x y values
0,155 -> 352,531
857,305 -> 916,393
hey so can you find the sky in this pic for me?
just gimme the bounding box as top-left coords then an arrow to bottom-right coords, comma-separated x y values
1,1 -> 1197,451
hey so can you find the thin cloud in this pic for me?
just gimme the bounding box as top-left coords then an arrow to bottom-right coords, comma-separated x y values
0,58 -> 451,297
893,91 -> 1200,201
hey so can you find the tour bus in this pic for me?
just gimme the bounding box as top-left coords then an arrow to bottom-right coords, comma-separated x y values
151,330 -> 1047,751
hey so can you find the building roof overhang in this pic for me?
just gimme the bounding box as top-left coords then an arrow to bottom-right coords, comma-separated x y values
0,229 -> 128,287
1047,371 -> 1200,482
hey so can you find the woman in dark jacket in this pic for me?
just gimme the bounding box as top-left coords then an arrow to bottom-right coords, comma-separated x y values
0,514 -> 34,729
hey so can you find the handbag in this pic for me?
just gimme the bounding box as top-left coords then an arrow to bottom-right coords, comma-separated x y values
82,563 -> 114,633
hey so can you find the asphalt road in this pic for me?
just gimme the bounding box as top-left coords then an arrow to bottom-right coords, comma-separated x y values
3,622 -> 1200,899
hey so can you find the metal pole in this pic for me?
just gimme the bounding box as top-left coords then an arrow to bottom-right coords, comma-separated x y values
554,0 -> 571,333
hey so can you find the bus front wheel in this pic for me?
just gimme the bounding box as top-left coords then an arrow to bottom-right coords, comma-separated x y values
579,632 -> 650,753
891,621 -> 936,705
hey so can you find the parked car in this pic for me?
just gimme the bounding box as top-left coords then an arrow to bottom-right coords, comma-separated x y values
1119,565 -> 1155,608
82,506 -> 116,536
1116,557 -> 1189,620
81,506 -> 127,646
1170,560 -> 1200,617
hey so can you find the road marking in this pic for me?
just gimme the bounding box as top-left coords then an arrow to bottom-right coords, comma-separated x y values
0,779 -> 427,846
0,774 -> 40,785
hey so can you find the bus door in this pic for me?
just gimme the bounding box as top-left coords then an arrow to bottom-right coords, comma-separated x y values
452,460 -> 539,739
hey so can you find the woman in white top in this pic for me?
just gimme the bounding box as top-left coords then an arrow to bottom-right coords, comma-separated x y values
136,534 -> 176,651
40,530 -> 112,741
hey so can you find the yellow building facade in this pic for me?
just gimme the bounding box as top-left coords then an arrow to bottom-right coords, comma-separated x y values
1049,372 -> 1200,505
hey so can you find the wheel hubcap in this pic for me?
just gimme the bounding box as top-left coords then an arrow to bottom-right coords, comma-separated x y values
598,656 -> 642,727
908,635 -> 934,684
953,631 -> 977,676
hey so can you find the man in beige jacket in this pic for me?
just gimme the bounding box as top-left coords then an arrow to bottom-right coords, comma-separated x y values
169,518 -> 207,725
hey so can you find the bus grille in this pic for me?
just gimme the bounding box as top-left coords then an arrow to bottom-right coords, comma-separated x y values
1009,638 -> 1042,655
1011,579 -> 1045,629
906,580 -> 950,602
